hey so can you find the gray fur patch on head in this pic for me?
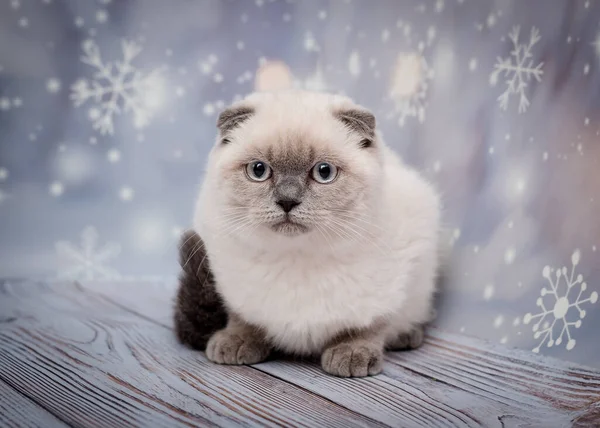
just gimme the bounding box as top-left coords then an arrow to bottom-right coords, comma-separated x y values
334,108 -> 376,148
217,105 -> 254,141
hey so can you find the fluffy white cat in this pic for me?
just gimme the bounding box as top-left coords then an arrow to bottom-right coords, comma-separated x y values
183,89 -> 441,377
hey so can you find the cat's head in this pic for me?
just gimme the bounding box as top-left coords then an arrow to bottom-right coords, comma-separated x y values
205,90 -> 384,239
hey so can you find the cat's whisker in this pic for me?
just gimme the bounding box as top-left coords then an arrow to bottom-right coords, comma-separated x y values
329,216 -> 390,256
177,229 -> 197,250
182,241 -> 205,269
315,223 -> 336,254
330,210 -> 385,231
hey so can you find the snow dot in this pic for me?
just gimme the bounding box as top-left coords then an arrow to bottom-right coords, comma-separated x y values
483,284 -> 494,301
89,137 -> 97,145
74,17 -> 84,27
174,149 -> 183,158
282,13 -> 291,22
593,246 -> 597,252
214,73 -> 224,83
348,51 -> 361,77
584,117 -> 590,126
493,315 -> 504,328
200,62 -> 212,75
96,10 -> 108,23
381,29 -> 390,42
107,149 -> 121,163
46,78 -> 61,93
543,152 -> 549,161
175,86 -> 185,98
512,317 -> 521,327
53,146 -> 94,185
584,64 -> 590,75
255,0 -> 264,6
304,32 -> 319,52
10,0 -> 20,9
489,147 -> 495,154
0,98 -> 10,111
172,226 -> 183,238
507,221 -> 514,229
434,0 -> 444,13
132,216 -> 168,254
473,245 -> 480,253
468,58 -> 477,71
49,181 -> 64,197
504,247 -> 516,265
571,249 -> 581,265
453,228 -> 461,239
500,336 -> 508,344
486,14 -> 496,28
203,103 -> 215,116
0,168 -> 8,181
13,98 -> 22,108
318,10 -> 327,20
460,326 -> 465,333
433,161 -> 441,173
236,41 -> 245,50
18,17 -> 29,28
119,186 -> 134,201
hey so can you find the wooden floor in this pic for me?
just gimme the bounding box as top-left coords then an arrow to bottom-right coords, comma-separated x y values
0,280 -> 599,427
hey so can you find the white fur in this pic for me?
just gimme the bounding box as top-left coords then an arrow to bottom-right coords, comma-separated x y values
194,90 -> 441,355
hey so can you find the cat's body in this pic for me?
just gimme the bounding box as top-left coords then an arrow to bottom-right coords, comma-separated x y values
178,90 -> 441,377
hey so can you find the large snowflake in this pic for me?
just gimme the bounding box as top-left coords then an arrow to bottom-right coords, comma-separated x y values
71,39 -> 165,135
490,26 -> 544,113
55,226 -> 121,280
523,250 -> 598,353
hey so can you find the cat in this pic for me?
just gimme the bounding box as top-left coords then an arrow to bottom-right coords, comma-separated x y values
174,89 -> 441,378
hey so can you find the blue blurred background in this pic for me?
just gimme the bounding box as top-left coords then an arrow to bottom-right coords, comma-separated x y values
1,0 -> 599,367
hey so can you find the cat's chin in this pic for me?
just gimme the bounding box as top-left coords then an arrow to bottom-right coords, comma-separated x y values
270,220 -> 309,237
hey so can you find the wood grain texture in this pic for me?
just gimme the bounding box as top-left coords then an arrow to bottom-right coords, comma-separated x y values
0,379 -> 68,428
82,279 -> 600,427
0,280 -> 382,428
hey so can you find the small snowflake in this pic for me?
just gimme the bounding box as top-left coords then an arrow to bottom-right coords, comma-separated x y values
55,226 -> 121,280
71,39 -> 166,135
523,250 -> 598,353
593,32 -> 600,61
490,26 -> 544,113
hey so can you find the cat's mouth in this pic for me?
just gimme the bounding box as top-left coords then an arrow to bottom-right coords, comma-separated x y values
271,217 -> 308,236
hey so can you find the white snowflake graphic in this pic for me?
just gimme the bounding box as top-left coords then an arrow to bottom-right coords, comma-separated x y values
55,226 -> 121,280
490,26 -> 544,113
390,52 -> 434,127
71,39 -> 166,135
523,250 -> 598,353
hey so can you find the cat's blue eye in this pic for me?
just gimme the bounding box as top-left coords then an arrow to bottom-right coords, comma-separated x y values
312,162 -> 338,184
246,161 -> 272,182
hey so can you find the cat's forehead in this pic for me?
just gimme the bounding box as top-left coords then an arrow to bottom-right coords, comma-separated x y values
261,137 -> 319,173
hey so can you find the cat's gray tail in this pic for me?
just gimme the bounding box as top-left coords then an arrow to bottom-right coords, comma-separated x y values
174,230 -> 228,350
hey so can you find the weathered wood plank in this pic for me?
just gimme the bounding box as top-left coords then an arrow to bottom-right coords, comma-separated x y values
0,379 -> 68,428
82,279 -> 600,427
0,280 -> 383,428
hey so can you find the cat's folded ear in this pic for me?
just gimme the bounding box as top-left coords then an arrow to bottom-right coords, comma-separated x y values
216,104 -> 255,144
334,107 -> 376,148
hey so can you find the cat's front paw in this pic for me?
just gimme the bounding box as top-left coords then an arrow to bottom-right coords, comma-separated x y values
321,342 -> 383,378
205,330 -> 271,365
